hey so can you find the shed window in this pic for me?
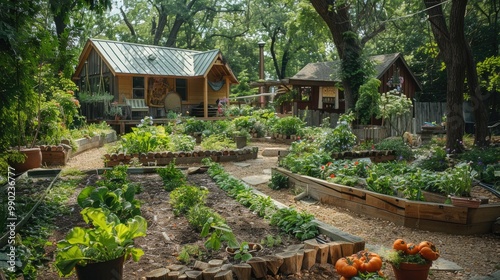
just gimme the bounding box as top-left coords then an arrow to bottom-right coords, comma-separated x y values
133,77 -> 145,99
176,79 -> 187,101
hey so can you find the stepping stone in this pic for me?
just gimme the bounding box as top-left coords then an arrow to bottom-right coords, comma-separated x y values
233,162 -> 251,167
262,148 -> 286,157
263,169 -> 272,174
242,175 -> 271,186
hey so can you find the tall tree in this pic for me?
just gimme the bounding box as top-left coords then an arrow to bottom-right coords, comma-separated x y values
309,0 -> 386,111
424,0 -> 489,149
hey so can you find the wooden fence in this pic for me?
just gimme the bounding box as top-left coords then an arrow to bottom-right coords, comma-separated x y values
296,102 -> 447,140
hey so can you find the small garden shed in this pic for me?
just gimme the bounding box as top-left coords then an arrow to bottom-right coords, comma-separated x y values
73,38 -> 238,119
272,53 -> 422,115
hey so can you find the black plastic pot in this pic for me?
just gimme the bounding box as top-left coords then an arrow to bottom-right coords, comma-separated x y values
75,256 -> 124,280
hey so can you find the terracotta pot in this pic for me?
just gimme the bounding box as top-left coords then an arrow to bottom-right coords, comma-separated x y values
391,262 -> 432,280
9,147 -> 42,174
75,256 -> 124,280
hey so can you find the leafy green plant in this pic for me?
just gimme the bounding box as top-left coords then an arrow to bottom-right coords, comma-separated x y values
112,116 -> 171,154
268,172 -> 289,190
200,134 -> 236,150
375,137 -> 414,161
355,78 -> 381,125
260,234 -> 282,248
169,185 -> 208,216
271,116 -> 305,136
183,118 -> 208,135
157,160 -> 186,191
54,207 -> 147,277
365,170 -> 395,196
248,195 -> 276,218
270,208 -> 318,240
200,217 -> 239,251
417,146 -> 448,171
438,162 -> 474,197
177,244 -> 204,264
77,183 -> 141,222
169,134 -> 196,151
232,242 -> 253,262
187,204 -> 225,232
328,112 -> 357,152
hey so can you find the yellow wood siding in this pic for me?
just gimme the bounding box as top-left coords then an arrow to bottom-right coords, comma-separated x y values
187,78 -> 228,105
117,76 -> 133,102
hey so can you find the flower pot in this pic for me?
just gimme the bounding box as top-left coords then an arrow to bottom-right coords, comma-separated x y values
9,147 -> 42,174
391,262 -> 432,280
234,136 -> 247,149
75,256 -> 124,280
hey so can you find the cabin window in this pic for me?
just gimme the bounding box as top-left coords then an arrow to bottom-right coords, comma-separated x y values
133,77 -> 145,99
299,86 -> 311,101
176,79 -> 187,101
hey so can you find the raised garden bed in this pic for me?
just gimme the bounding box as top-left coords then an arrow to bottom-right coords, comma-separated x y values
273,167 -> 500,235
41,131 -> 117,166
104,146 -> 259,167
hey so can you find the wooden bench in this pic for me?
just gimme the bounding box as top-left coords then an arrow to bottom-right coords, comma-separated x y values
125,98 -> 149,112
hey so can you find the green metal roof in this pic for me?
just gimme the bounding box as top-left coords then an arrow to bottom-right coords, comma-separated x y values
90,38 -> 220,77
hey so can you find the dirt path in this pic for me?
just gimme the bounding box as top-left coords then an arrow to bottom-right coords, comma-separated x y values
61,141 -> 500,280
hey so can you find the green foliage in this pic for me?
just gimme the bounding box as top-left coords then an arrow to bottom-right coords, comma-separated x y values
281,140 -> 332,177
375,137 -> 414,161
183,118 -> 208,135
270,208 -> 318,240
271,116 -> 305,136
187,204 -> 225,232
366,168 -> 395,196
157,160 -> 186,191
417,146 -> 448,171
113,116 -> 171,154
438,163 -> 474,197
200,217 -> 239,251
200,134 -> 236,150
248,195 -> 275,218
355,78 -> 381,125
177,244 -> 203,264
55,207 -> 147,276
260,234 -> 282,248
170,134 -> 196,151
268,172 -> 289,190
232,242 -> 253,262
328,112 -> 357,152
169,185 -> 208,216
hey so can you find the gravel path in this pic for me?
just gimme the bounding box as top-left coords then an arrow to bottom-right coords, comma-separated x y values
64,141 -> 500,280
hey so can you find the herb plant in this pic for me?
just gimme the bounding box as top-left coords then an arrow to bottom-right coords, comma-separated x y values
169,185 -> 208,216
157,160 -> 186,191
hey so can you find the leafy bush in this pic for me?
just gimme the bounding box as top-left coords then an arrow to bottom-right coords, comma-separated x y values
183,118 -> 208,134
416,146 -> 448,171
327,112 -> 357,152
270,208 -> 318,240
268,172 -> 289,190
170,134 -> 195,151
157,160 -> 186,191
272,116 -> 305,136
112,117 -> 171,154
187,204 -> 225,232
169,185 -> 208,216
200,134 -> 236,150
375,137 -> 414,161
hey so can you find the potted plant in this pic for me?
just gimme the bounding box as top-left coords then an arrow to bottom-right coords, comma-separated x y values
108,102 -> 123,120
386,238 -> 440,280
55,207 -> 147,279
439,162 -> 482,208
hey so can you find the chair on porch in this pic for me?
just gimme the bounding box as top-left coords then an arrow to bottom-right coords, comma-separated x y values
164,92 -> 182,114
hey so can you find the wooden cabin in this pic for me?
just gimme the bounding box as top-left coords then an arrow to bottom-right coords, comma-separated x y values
262,53 -> 422,117
73,38 -> 238,119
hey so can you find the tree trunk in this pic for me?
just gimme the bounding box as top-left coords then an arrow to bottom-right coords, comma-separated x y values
424,0 -> 470,152
165,17 -> 185,47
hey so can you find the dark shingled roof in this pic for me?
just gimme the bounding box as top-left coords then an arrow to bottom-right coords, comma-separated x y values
291,53 -> 403,82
